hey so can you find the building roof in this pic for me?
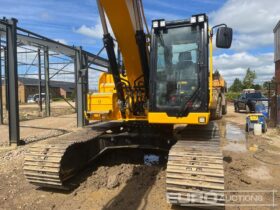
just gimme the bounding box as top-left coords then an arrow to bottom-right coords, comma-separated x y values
274,20 -> 280,33
1,77 -> 75,92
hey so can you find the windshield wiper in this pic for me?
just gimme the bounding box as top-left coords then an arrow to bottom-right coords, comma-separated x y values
176,89 -> 200,117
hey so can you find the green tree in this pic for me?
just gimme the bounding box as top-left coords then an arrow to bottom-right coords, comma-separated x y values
253,84 -> 262,90
229,78 -> 243,92
263,77 -> 275,90
243,68 -> 256,89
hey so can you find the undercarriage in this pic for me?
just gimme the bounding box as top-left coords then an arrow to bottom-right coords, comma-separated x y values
24,121 -> 224,206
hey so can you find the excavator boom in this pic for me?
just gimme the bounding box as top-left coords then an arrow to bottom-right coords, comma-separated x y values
24,1 -> 233,207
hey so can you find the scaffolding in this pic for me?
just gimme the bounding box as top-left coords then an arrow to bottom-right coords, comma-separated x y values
0,18 -> 109,146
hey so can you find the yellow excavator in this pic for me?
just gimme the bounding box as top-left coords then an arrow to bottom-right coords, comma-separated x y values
24,0 -> 232,206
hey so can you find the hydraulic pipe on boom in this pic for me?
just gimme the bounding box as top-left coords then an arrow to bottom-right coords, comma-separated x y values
133,0 -> 150,97
97,0 -> 150,117
97,0 -> 126,118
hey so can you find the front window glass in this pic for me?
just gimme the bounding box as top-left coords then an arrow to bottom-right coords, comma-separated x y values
155,26 -> 200,109
247,92 -> 263,99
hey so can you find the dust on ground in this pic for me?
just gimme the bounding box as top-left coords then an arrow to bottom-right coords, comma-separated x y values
0,104 -> 280,210
0,101 -> 77,147
1,101 -> 75,124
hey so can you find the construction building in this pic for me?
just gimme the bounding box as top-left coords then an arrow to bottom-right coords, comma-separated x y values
274,20 -> 280,125
1,77 -> 75,104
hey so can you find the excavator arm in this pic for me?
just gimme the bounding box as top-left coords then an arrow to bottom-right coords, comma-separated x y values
96,0 -> 150,118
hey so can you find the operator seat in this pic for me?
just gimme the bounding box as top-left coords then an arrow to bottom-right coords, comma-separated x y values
173,51 -> 198,96
176,51 -> 197,79
177,51 -> 195,70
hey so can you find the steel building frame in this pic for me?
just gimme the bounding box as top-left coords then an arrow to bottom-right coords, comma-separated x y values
0,18 -> 109,146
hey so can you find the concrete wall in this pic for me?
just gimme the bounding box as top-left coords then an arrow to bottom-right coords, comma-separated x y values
59,88 -> 73,98
2,84 -> 7,106
1,81 -> 25,104
18,82 -> 25,103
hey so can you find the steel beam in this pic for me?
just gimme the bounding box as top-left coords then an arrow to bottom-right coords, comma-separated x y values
38,49 -> 42,112
1,19 -> 110,70
83,54 -> 89,126
75,47 -> 88,127
6,18 -> 20,145
44,48 -> 50,117
0,41 -> 3,125
4,47 -> 8,111
16,34 -> 109,68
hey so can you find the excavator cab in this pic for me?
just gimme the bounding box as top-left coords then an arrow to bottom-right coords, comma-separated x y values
149,14 -> 210,123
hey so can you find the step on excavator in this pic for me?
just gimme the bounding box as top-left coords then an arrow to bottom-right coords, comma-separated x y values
24,0 -> 232,207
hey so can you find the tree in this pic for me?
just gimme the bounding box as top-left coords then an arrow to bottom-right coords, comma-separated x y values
263,77 -> 275,90
229,78 -> 243,92
252,84 -> 261,90
243,68 -> 256,89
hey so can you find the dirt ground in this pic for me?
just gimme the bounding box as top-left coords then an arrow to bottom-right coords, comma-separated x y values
0,101 -> 77,147
0,104 -> 280,210
1,101 -> 75,124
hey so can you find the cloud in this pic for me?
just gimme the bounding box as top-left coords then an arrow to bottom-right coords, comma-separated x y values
232,33 -> 273,51
74,14 -> 115,40
54,39 -> 68,45
74,23 -> 104,39
213,52 -> 274,85
210,0 -> 280,51
144,9 -> 182,20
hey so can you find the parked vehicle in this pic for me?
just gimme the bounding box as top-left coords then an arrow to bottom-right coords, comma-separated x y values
35,93 -> 46,103
27,93 -> 51,104
27,95 -> 36,103
234,92 -> 268,113
242,89 -> 255,94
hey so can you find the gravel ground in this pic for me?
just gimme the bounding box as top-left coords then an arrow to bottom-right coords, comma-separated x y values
0,104 -> 279,210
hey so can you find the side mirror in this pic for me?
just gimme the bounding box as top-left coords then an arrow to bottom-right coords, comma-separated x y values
216,27 -> 232,49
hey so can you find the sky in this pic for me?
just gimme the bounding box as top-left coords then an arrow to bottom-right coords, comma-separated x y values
0,0 -> 279,86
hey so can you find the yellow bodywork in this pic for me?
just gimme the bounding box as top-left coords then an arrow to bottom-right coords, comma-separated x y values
99,0 -> 144,86
86,73 -> 120,121
209,34 -> 214,108
86,35 -> 216,124
148,112 -> 210,124
87,0 -> 218,125
87,68 -> 212,124
213,77 -> 226,87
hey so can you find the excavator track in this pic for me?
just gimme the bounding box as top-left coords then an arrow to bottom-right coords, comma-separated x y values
24,127 -> 105,189
166,122 -> 225,206
24,121 -> 172,189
